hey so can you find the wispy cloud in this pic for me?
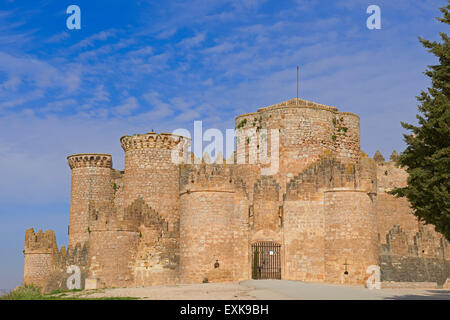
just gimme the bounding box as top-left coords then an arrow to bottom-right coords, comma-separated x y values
69,29 -> 117,51
0,0 -> 446,206
114,96 -> 139,116
45,31 -> 70,43
178,32 -> 206,48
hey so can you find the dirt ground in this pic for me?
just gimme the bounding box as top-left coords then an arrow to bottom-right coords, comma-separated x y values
75,280 -> 450,300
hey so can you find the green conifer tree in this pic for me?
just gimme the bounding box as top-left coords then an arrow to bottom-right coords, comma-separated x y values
390,3 -> 450,241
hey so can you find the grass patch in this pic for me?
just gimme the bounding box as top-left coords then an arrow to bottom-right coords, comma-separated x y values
1,285 -> 43,300
0,285 -> 138,300
49,288 -> 82,295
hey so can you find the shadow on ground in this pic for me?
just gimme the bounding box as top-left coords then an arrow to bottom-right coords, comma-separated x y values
384,290 -> 450,300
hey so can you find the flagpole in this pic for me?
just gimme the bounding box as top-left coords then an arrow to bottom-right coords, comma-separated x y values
297,65 -> 299,105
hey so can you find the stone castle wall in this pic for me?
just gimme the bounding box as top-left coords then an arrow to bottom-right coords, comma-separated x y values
129,198 -> 179,287
375,157 -> 450,285
282,156 -> 378,284
24,228 -> 89,292
23,99 -> 450,290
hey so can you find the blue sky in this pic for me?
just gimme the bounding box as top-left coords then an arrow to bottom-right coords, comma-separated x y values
0,0 -> 448,289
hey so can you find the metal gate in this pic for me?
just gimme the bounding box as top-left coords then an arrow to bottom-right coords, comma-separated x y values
251,241 -> 281,280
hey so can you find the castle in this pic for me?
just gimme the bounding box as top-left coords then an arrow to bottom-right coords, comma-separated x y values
23,98 -> 450,291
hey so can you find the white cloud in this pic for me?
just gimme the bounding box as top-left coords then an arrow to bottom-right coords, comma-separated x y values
0,52 -> 79,93
178,32 -> 206,48
114,96 -> 139,116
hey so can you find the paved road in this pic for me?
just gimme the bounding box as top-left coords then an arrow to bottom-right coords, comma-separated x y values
241,280 -> 450,300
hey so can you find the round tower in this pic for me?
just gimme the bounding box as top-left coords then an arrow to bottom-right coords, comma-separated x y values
67,154 -> 113,247
23,228 -> 58,290
324,158 -> 378,285
235,99 -> 360,192
179,164 -> 237,283
120,132 -> 189,231
87,211 -> 140,288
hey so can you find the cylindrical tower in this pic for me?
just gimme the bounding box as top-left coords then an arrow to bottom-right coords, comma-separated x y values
87,195 -> 142,288
179,164 -> 236,283
323,158 -> 378,285
235,99 -> 359,193
23,228 -> 58,290
67,154 -> 113,247
120,132 -> 189,231
324,189 -> 378,285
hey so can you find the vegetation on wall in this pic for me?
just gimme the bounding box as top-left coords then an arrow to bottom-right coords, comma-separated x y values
331,117 -> 348,141
237,118 -> 247,129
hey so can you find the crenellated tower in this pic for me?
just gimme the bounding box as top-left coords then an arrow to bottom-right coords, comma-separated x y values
120,132 -> 189,231
87,200 -> 140,288
323,156 -> 378,284
179,163 -> 249,283
235,98 -> 361,195
67,154 -> 114,247
23,229 -> 58,289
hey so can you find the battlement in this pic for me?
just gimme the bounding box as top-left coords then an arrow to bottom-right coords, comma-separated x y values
55,242 -> 89,269
284,156 -> 352,201
236,99 -> 360,123
375,151 -> 408,192
87,197 -> 169,233
24,228 -> 58,254
234,98 -> 361,172
258,98 -> 338,113
179,164 -> 236,194
120,132 -> 190,152
67,154 -> 112,169
88,200 -> 137,232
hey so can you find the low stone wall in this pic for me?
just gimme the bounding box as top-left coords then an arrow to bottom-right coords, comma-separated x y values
380,254 -> 450,286
381,281 -> 438,289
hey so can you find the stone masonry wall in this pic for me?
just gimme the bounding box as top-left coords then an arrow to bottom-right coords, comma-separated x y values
24,99 -> 450,290
24,229 -> 58,289
121,133 -> 188,232
376,158 -> 450,285
283,156 -> 376,284
132,199 -> 179,286
324,190 -> 378,285
24,228 -> 89,292
179,164 -> 238,283
251,176 -> 281,242
87,201 -> 140,288
235,99 -> 361,197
